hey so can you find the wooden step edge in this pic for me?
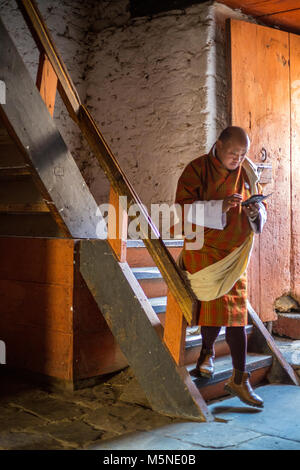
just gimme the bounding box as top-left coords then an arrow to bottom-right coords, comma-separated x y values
0,202 -> 50,213
132,266 -> 162,280
203,365 -> 271,402
127,239 -> 184,248
149,296 -> 167,314
274,312 -> 300,319
185,324 -> 254,350
148,294 -> 254,349
184,325 -> 254,365
188,353 -> 273,389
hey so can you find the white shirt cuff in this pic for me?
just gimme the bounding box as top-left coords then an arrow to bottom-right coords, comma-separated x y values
186,200 -> 227,230
248,202 -> 267,233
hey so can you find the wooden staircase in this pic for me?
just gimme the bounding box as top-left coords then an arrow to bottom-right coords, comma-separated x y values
0,0 -> 299,423
0,116 -> 67,237
127,239 -> 273,401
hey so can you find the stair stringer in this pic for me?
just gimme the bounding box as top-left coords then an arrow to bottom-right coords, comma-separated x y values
78,238 -> 213,422
0,18 -> 213,420
247,302 -> 300,386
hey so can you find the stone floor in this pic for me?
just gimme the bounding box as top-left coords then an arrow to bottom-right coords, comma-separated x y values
91,384 -> 300,450
0,366 -> 187,450
0,335 -> 299,451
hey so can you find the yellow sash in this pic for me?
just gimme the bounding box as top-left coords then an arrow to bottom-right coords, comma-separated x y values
177,157 -> 259,301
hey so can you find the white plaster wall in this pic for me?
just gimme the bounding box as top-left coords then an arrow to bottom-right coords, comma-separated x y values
208,2 -> 257,144
84,1 -> 256,210
85,2 -> 215,207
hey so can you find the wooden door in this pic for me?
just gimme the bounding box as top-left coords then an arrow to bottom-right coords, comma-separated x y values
228,19 -> 300,321
290,33 -> 300,304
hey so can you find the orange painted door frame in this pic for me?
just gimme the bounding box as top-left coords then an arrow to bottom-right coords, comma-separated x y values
228,19 -> 300,321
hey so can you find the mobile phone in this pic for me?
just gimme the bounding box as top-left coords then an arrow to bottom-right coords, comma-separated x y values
241,193 -> 272,207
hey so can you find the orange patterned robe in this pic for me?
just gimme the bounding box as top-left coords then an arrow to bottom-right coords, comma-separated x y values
175,146 -> 265,327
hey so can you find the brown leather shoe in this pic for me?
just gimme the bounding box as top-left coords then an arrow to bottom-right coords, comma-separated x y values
224,369 -> 264,408
196,349 -> 215,378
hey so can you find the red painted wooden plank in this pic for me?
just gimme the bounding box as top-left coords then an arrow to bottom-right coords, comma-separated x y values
163,290 -> 188,366
36,52 -> 58,117
0,237 -> 74,286
0,324 -> 73,380
0,279 -> 73,333
126,246 -> 182,267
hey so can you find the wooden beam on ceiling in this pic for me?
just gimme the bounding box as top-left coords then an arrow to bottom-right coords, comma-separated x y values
258,9 -> 300,32
218,1 -> 300,34
218,1 -> 300,16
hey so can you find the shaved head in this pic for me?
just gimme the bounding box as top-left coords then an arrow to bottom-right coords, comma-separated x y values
218,126 -> 250,148
215,126 -> 250,171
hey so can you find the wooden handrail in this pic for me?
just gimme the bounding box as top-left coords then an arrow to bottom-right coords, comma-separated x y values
108,186 -> 128,262
16,0 -> 198,325
17,0 -> 80,121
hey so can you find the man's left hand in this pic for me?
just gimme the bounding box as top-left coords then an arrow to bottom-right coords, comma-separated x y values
243,202 -> 260,219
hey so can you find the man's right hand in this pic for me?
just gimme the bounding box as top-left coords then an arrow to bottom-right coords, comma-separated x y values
222,193 -> 243,213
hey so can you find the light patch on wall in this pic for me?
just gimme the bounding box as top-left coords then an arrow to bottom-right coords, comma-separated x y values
291,79 -> 300,105
0,340 -> 6,364
0,80 -> 6,104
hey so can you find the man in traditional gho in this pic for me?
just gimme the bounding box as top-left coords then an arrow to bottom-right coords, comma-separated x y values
175,126 -> 267,408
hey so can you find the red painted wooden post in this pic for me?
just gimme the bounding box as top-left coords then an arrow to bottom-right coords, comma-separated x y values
36,52 -> 58,116
108,186 -> 128,262
163,290 -> 188,366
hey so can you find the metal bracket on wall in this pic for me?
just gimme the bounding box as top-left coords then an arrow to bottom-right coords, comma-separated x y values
257,163 -> 273,184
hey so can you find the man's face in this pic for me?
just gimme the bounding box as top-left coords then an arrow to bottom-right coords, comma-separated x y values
215,139 -> 249,171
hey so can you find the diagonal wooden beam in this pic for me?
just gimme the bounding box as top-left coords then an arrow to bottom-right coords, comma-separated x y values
247,301 -> 300,386
16,0 -> 199,326
78,105 -> 199,326
79,238 -> 213,422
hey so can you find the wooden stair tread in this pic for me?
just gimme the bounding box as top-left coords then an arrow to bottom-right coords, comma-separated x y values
185,324 -> 253,349
149,296 -> 167,313
132,267 -> 162,279
187,352 -> 273,388
127,239 -> 184,248
275,312 -> 300,318
148,293 -> 253,346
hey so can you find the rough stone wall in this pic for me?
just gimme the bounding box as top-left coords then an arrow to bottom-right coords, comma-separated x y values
85,1 -> 215,207
83,1 -> 255,208
0,0 -> 255,210
0,0 -> 94,166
